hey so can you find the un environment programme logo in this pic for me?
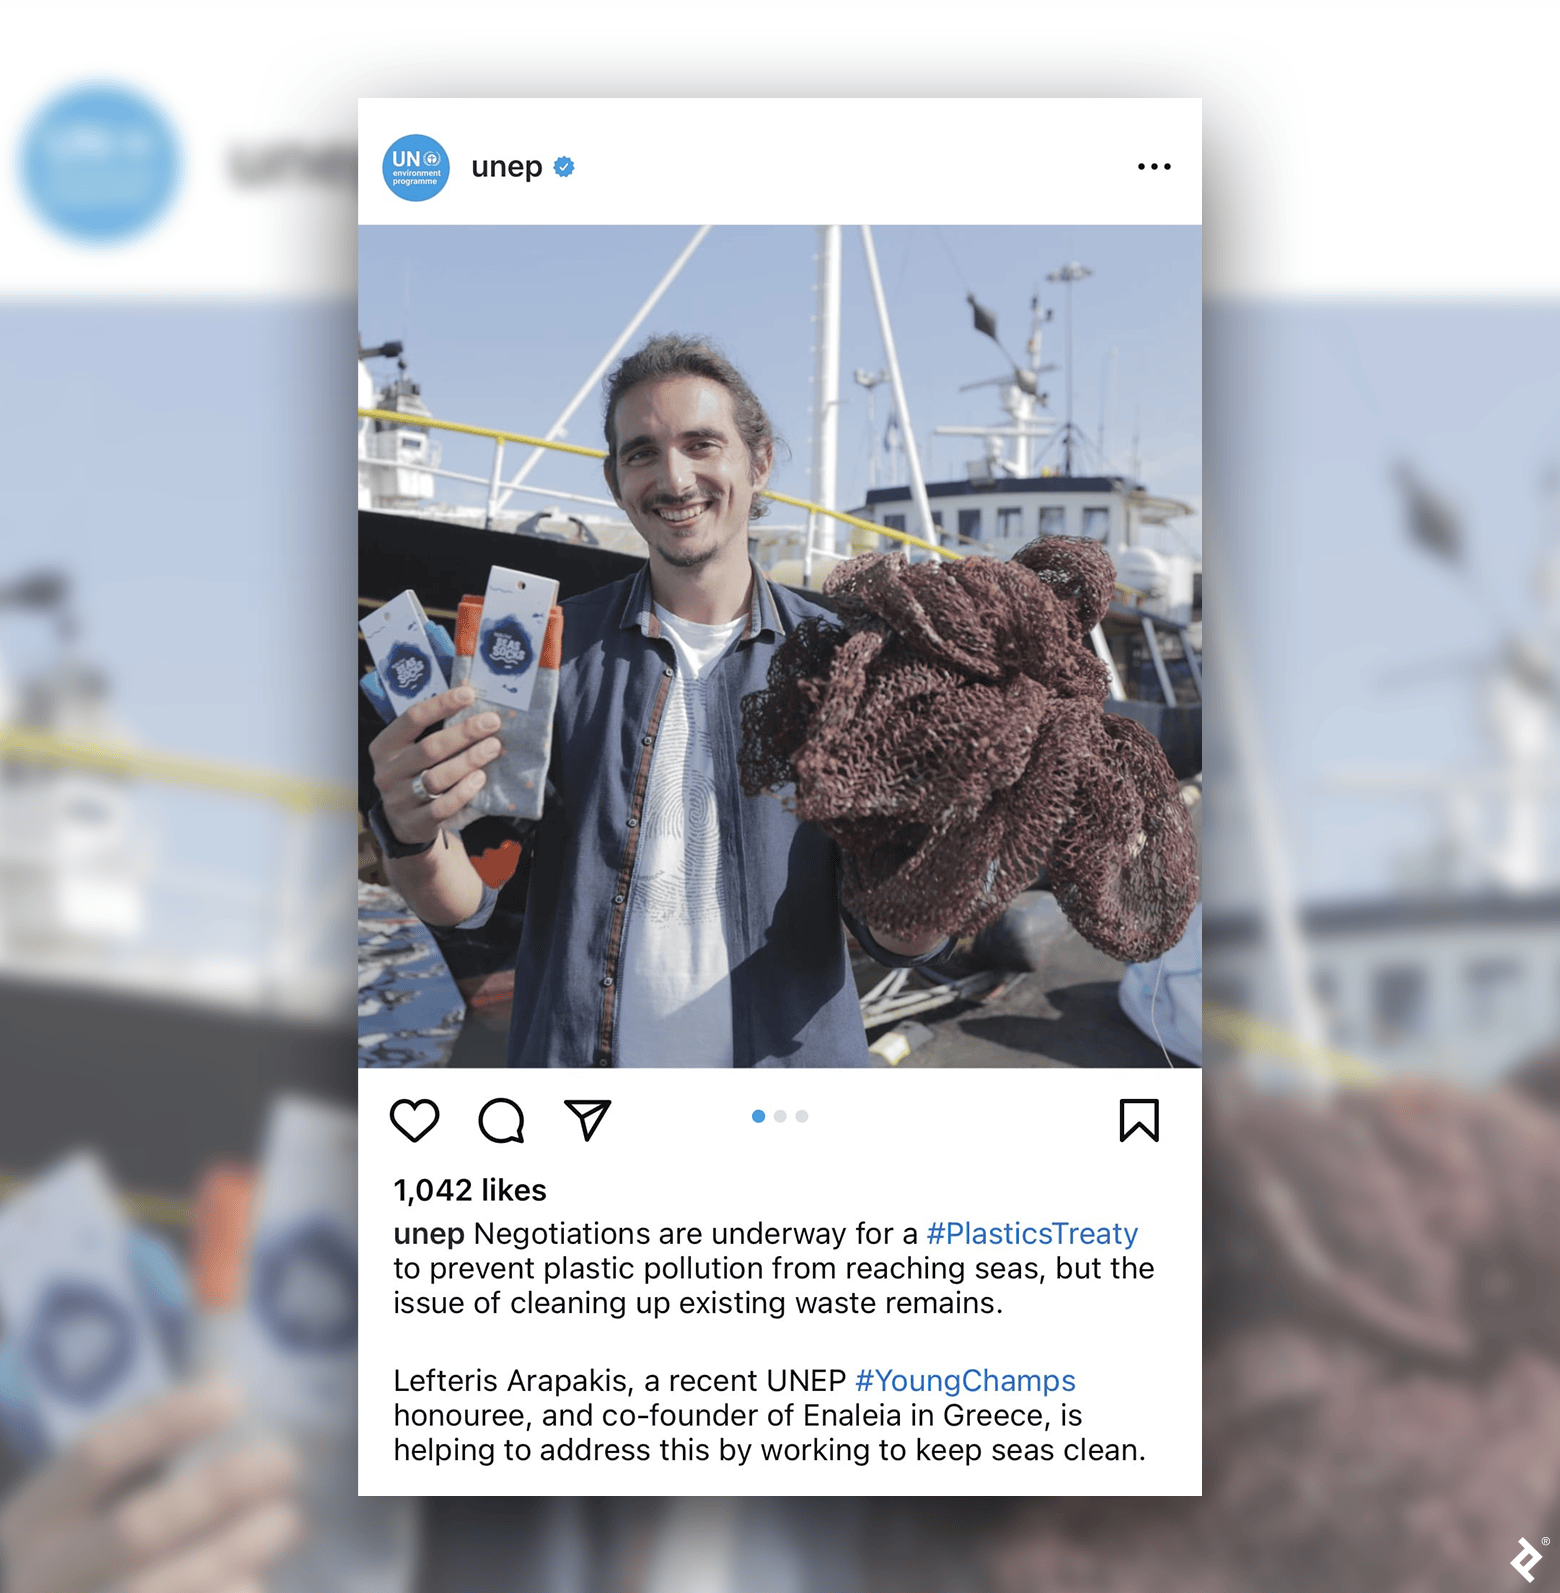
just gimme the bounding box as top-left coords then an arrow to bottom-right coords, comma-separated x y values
22,85 -> 179,242
383,134 -> 450,202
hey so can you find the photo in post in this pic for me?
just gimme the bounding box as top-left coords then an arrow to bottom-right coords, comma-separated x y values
353,98 -> 1205,1499
356,221 -> 1203,1072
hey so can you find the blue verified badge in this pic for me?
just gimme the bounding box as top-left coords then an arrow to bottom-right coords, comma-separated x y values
468,565 -> 559,713
360,589 -> 450,713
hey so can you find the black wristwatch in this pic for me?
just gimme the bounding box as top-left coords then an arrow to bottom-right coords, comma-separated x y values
367,799 -> 439,859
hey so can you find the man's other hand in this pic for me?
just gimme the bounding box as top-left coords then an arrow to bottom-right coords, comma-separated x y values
0,1373 -> 303,1593
369,684 -> 504,847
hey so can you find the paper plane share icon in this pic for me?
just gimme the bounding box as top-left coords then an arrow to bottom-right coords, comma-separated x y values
564,1100 -> 611,1143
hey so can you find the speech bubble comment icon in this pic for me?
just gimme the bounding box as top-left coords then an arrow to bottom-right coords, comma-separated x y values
563,1100 -> 610,1143
479,1098 -> 525,1144
390,1099 -> 439,1143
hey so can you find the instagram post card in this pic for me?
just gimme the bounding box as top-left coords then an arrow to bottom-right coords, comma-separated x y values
356,97 -> 1202,1495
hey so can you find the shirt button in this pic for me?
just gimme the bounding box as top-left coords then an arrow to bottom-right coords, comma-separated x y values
601,976 -> 614,988
664,667 -> 674,677
613,893 -> 625,904
627,817 -> 638,828
642,734 -> 653,746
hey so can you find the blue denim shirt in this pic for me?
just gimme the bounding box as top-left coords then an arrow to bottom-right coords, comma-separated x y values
503,561 -> 883,1069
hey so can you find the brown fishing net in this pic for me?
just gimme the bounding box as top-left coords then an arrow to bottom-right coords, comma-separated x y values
739,537 -> 1198,958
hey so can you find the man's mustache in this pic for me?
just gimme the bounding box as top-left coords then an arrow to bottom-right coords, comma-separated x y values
641,492 -> 714,512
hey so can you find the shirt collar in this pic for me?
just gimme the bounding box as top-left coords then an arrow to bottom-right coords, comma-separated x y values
619,557 -> 785,644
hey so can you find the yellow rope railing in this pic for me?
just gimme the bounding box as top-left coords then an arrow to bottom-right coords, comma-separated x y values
0,1170 -> 195,1228
358,407 -> 959,559
1204,1003 -> 1378,1086
0,725 -> 355,815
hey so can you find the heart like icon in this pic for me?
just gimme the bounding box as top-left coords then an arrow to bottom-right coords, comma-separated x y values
390,1098 -> 440,1143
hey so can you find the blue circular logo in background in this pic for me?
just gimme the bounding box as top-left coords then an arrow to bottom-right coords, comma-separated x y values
22,86 -> 178,243
383,134 -> 450,202
26,1280 -> 136,1404
252,1220 -> 357,1354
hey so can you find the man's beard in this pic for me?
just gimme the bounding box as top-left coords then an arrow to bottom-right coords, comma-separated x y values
639,492 -> 747,570
657,542 -> 720,569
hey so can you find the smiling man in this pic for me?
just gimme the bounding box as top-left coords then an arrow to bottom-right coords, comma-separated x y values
370,334 -> 945,1067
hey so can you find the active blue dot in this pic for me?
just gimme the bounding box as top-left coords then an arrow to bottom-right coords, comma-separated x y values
751,1109 -> 765,1123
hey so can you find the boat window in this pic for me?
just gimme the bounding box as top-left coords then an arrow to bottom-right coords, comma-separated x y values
1465,959 -> 1525,1029
958,508 -> 983,544
1082,506 -> 1110,540
1371,965 -> 1428,1046
1039,506 -> 1066,536
996,506 -> 1024,540
930,511 -> 943,530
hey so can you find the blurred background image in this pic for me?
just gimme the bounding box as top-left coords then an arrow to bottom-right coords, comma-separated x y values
3,7 -> 1560,1592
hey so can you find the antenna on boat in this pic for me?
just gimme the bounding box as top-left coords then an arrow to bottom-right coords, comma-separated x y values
939,292 -> 1055,480
1098,345 -> 1117,472
1045,260 -> 1093,476
853,367 -> 890,490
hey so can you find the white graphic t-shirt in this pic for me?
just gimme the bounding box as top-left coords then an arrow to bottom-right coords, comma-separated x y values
615,604 -> 745,1067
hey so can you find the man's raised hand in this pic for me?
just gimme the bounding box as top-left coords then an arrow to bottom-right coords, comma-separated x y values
0,1374 -> 303,1593
369,685 -> 504,846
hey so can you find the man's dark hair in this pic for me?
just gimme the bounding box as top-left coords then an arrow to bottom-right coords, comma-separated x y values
602,334 -> 780,520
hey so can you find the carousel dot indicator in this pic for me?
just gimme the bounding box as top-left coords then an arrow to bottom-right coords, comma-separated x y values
752,1109 -> 765,1123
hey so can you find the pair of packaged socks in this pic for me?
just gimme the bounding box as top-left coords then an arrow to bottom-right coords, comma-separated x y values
444,595 -> 563,828
359,596 -> 563,828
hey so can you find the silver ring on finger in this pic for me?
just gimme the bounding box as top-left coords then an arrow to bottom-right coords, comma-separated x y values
411,771 -> 436,804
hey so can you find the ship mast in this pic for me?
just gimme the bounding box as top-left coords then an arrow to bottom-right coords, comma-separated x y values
806,225 -> 843,582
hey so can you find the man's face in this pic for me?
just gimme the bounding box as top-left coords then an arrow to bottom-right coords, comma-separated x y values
606,376 -> 771,572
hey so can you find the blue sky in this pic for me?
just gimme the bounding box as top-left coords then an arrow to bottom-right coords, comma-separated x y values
1209,302 -> 1560,901
0,303 -> 355,955
357,224 -> 1203,546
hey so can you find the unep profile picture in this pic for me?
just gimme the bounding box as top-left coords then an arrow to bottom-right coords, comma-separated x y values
382,134 -> 449,201
21,84 -> 179,242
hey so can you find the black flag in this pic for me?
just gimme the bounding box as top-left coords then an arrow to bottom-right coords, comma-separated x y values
968,293 -> 999,342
